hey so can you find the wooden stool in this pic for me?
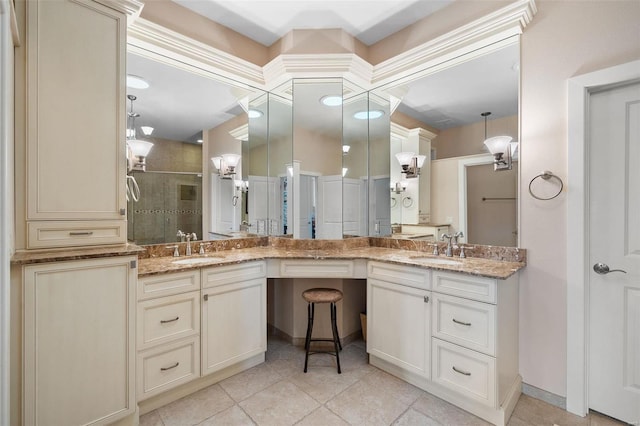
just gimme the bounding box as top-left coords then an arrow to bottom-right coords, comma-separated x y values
302,288 -> 343,374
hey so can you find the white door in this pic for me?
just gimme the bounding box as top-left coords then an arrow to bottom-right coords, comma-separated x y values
316,175 -> 342,239
588,81 -> 640,424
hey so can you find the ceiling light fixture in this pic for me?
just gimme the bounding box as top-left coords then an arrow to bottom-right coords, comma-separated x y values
248,109 -> 263,118
126,95 -> 153,172
126,75 -> 149,90
320,95 -> 343,107
353,110 -> 384,120
140,126 -> 154,136
481,111 -> 516,171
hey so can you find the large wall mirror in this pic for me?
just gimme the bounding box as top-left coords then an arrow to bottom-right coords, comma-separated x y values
374,38 -> 520,247
125,46 -> 267,245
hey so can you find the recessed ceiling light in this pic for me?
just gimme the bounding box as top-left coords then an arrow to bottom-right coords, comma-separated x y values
320,95 -> 342,107
126,75 -> 149,89
353,110 -> 384,120
248,109 -> 263,118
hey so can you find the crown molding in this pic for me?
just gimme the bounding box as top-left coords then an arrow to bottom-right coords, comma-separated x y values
371,0 -> 536,88
262,53 -> 373,91
128,18 -> 265,88
95,0 -> 144,22
391,123 -> 437,141
128,0 -> 536,94
229,124 -> 249,141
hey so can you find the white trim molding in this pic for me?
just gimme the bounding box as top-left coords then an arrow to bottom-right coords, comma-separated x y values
566,59 -> 640,416
457,154 -> 494,236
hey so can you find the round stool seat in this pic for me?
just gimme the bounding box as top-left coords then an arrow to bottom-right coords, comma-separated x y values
302,288 -> 343,304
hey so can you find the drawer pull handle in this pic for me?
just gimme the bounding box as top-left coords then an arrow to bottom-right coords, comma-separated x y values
160,316 -> 179,324
452,366 -> 471,376
69,231 -> 94,236
160,362 -> 179,371
452,318 -> 471,326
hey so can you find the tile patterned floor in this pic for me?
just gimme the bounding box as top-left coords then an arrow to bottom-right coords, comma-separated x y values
141,336 -> 625,426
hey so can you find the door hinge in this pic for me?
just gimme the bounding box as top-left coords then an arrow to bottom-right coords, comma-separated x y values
130,260 -> 137,269
203,294 -> 208,302
120,208 -> 126,216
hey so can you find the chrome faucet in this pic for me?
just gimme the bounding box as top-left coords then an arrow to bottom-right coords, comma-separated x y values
185,232 -> 197,256
177,230 -> 186,242
453,231 -> 464,245
240,220 -> 250,232
440,233 -> 454,257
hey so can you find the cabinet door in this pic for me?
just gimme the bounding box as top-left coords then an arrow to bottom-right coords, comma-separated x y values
201,278 -> 266,376
26,0 -> 126,222
367,278 -> 431,378
23,256 -> 136,426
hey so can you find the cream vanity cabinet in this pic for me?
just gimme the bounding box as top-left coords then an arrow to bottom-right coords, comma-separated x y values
136,270 -> 201,401
201,261 -> 267,376
24,0 -> 133,249
23,256 -> 137,426
367,261 -> 432,381
367,263 -> 520,426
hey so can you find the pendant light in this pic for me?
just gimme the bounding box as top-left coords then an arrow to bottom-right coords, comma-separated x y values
127,95 -> 154,172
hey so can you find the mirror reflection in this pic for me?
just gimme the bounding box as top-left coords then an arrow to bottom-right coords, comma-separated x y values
376,41 -> 520,246
125,48 -> 266,244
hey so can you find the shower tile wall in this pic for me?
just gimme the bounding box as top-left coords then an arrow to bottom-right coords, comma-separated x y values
128,172 -> 203,245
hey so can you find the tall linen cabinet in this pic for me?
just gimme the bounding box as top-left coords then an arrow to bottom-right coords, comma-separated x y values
15,0 -> 143,425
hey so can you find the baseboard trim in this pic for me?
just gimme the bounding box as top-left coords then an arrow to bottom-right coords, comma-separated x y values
522,382 -> 566,410
267,323 -> 362,347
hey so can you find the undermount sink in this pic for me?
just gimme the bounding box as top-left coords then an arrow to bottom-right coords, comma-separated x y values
172,256 -> 224,265
409,256 -> 463,266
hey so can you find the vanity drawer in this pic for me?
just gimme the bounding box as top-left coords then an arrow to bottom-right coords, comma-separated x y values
368,261 -> 430,290
432,271 -> 496,303
432,338 -> 496,408
432,293 -> 496,356
27,220 -> 126,249
138,270 -> 200,301
137,291 -> 200,350
137,336 -> 200,401
202,261 -> 266,288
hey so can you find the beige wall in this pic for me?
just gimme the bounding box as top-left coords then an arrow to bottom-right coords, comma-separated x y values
434,115 -> 518,160
430,157 -> 460,232
517,0 -> 640,397
144,137 -> 202,173
268,29 -> 369,62
294,127 -> 342,176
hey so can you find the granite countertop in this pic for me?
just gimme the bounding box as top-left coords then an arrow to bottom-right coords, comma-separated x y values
138,246 -> 525,280
10,243 -> 145,265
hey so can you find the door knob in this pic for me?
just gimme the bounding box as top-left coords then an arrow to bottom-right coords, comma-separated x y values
593,262 -> 627,275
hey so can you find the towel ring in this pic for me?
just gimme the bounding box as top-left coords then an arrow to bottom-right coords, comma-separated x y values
402,196 -> 413,208
529,171 -> 563,200
390,197 -> 397,208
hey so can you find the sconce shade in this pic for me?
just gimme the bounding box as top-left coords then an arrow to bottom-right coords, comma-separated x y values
483,136 -> 513,155
415,155 -> 427,168
140,126 -> 154,136
342,167 -> 348,177
342,145 -> 351,154
127,140 -> 154,157
395,152 -> 415,166
211,157 -> 222,170
222,153 -> 241,168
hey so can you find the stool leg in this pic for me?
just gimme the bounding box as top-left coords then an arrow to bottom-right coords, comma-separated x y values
304,302 -> 314,373
330,302 -> 342,374
331,303 -> 342,351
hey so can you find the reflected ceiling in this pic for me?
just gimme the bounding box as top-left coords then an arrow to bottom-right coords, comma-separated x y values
127,53 -> 246,143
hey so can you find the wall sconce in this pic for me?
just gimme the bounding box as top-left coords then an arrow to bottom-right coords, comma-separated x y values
481,111 -> 518,171
235,179 -> 249,193
390,181 -> 408,194
211,153 -> 241,177
395,152 -> 426,179
126,95 -> 154,172
342,145 -> 350,155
